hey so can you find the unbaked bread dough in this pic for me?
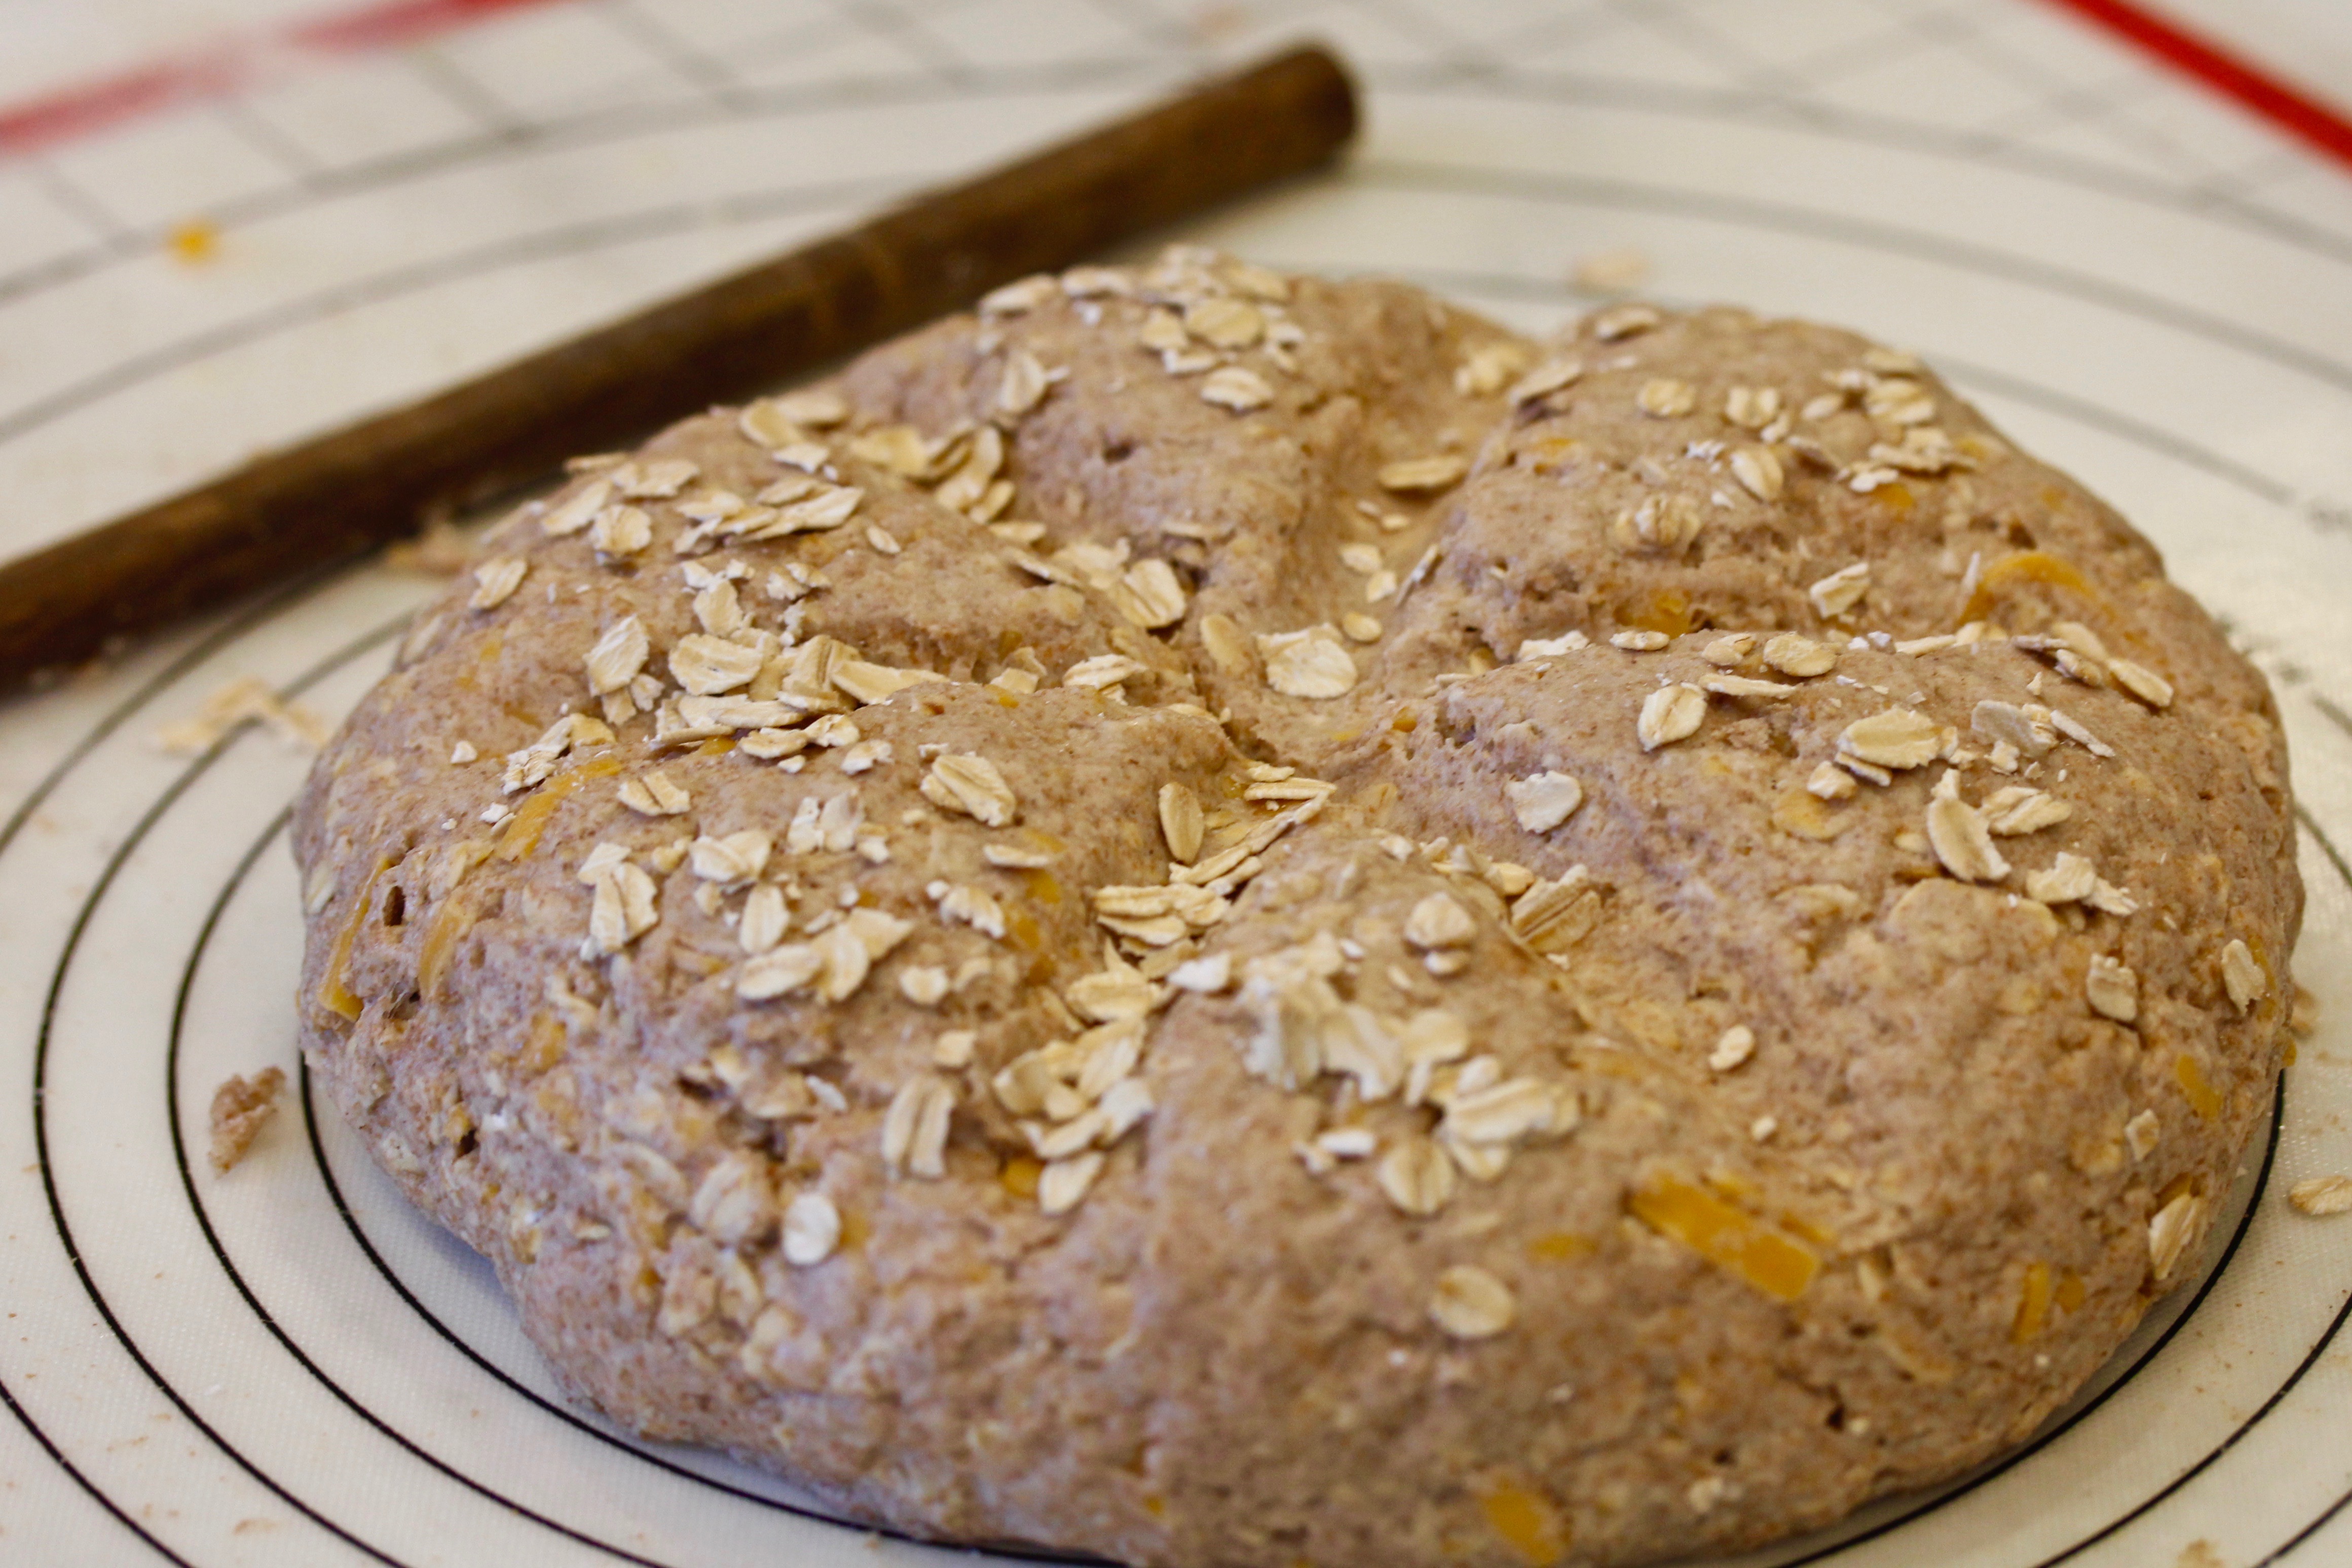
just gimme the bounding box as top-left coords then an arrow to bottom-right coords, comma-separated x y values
294,248 -> 2299,1567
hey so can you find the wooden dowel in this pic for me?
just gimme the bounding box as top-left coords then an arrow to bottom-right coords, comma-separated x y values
0,44 -> 1357,691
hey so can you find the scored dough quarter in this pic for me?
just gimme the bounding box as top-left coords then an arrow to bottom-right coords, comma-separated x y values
294,247 -> 2299,1568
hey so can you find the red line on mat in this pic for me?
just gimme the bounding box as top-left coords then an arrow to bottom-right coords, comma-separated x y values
0,0 -> 571,156
2034,0 -> 2352,170
0,57 -> 240,155
286,0 -> 562,53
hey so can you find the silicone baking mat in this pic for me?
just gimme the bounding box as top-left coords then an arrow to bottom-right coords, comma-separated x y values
1,2 -> 2349,1563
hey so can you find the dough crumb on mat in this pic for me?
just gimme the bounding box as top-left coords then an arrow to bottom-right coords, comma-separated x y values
209,1067 -> 285,1173
159,676 -> 330,754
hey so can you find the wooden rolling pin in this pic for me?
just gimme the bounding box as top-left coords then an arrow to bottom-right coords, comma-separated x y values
0,44 -> 1357,690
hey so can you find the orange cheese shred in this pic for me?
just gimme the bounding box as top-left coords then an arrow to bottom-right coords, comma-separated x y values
496,757 -> 621,862
1618,589 -> 1693,637
2175,1054 -> 2224,1122
1958,550 -> 2106,628
1000,1154 -> 1042,1200
1526,1231 -> 1596,1263
318,858 -> 394,1021
2012,1261 -> 2052,1343
1479,1481 -> 1569,1567
1629,1176 -> 1819,1302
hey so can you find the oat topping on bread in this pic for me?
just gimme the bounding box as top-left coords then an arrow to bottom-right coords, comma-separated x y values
294,248 -> 2299,1568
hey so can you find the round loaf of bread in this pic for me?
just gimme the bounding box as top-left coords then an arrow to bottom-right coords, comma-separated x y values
293,248 -> 2299,1567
